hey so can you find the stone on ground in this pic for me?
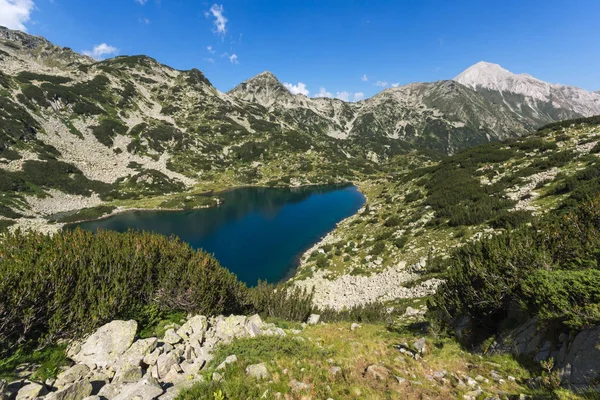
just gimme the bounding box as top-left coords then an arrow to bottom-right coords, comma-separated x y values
307,314 -> 320,325
365,364 -> 390,381
46,380 -> 93,400
71,320 -> 137,368
112,377 -> 163,400
246,362 -> 270,380
15,382 -> 46,400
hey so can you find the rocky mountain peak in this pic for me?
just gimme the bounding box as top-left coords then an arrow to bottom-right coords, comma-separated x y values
454,61 -> 600,118
454,61 -> 545,94
228,70 -> 296,108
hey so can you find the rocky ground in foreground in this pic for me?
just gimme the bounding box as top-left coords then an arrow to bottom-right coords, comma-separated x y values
2,308 -> 581,400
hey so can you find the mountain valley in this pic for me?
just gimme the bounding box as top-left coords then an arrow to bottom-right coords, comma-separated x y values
2,24 -> 600,400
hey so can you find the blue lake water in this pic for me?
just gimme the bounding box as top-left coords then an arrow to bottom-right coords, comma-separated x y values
70,185 -> 365,286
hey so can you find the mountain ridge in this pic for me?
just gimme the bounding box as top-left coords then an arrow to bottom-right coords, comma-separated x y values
1,26 -> 599,231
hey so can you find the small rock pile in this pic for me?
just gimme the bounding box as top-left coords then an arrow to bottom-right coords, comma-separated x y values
2,314 -> 286,400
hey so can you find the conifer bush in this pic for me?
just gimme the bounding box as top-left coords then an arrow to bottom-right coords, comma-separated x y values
431,196 -> 600,341
0,229 -> 248,353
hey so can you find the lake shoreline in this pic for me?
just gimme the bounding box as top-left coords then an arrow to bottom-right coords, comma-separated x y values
67,184 -> 366,286
62,181 -> 355,228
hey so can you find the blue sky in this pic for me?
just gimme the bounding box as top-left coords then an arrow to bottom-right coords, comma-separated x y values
3,0 -> 600,99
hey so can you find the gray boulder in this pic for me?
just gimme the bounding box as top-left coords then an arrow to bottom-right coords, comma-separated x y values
307,314 -> 320,325
365,365 -> 389,381
216,355 -> 238,371
177,315 -> 207,342
46,380 -> 93,400
560,325 -> 600,385
112,377 -> 163,400
15,382 -> 46,400
155,352 -> 179,380
121,338 -> 158,367
97,383 -> 123,399
71,320 -> 137,368
143,347 -> 162,366
413,337 -> 427,354
245,363 -> 269,380
113,365 -> 142,384
163,329 -> 182,345
55,364 -> 90,388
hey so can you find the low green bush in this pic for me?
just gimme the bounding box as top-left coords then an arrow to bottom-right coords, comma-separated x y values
522,269 -> 600,330
431,196 -> 600,342
0,229 -> 248,353
249,281 -> 313,322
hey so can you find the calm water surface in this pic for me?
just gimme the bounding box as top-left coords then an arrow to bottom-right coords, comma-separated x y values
71,185 -> 365,285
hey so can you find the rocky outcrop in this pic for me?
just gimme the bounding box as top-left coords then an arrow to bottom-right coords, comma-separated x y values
488,318 -> 600,387
17,313 -> 287,400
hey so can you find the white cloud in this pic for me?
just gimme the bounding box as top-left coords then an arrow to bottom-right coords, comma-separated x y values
0,0 -> 35,31
204,57 -> 215,63
374,81 -> 389,87
284,82 -> 309,96
314,87 -> 332,98
134,0 -> 147,4
138,17 -> 150,24
313,87 -> 364,102
391,82 -> 400,87
361,74 -> 368,82
82,43 -> 118,60
228,53 -> 238,64
206,4 -> 227,35
335,91 -> 350,101
207,45 -> 215,53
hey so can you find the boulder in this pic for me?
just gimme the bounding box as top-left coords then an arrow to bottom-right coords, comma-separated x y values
55,364 -> 90,388
180,359 -> 206,377
112,377 -> 163,400
214,316 -> 247,342
155,352 -> 179,380
245,363 -> 269,380
176,315 -> 208,342
307,314 -> 320,325
46,380 -> 93,400
112,365 -> 142,384
365,365 -> 390,381
97,383 -> 123,399
71,320 -> 137,368
143,348 -> 162,366
162,364 -> 185,384
15,382 -> 46,400
351,323 -> 361,331
560,325 -> 600,385
121,338 -> 158,367
413,337 -> 427,354
163,329 -> 182,345
216,355 -> 238,371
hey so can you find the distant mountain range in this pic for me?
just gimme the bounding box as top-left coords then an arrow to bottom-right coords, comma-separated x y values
1,25 -> 600,226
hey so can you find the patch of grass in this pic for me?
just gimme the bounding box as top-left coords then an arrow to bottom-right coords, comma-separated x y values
0,344 -> 68,381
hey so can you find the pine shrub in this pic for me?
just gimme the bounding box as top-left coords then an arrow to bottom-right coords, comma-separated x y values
0,229 -> 249,353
